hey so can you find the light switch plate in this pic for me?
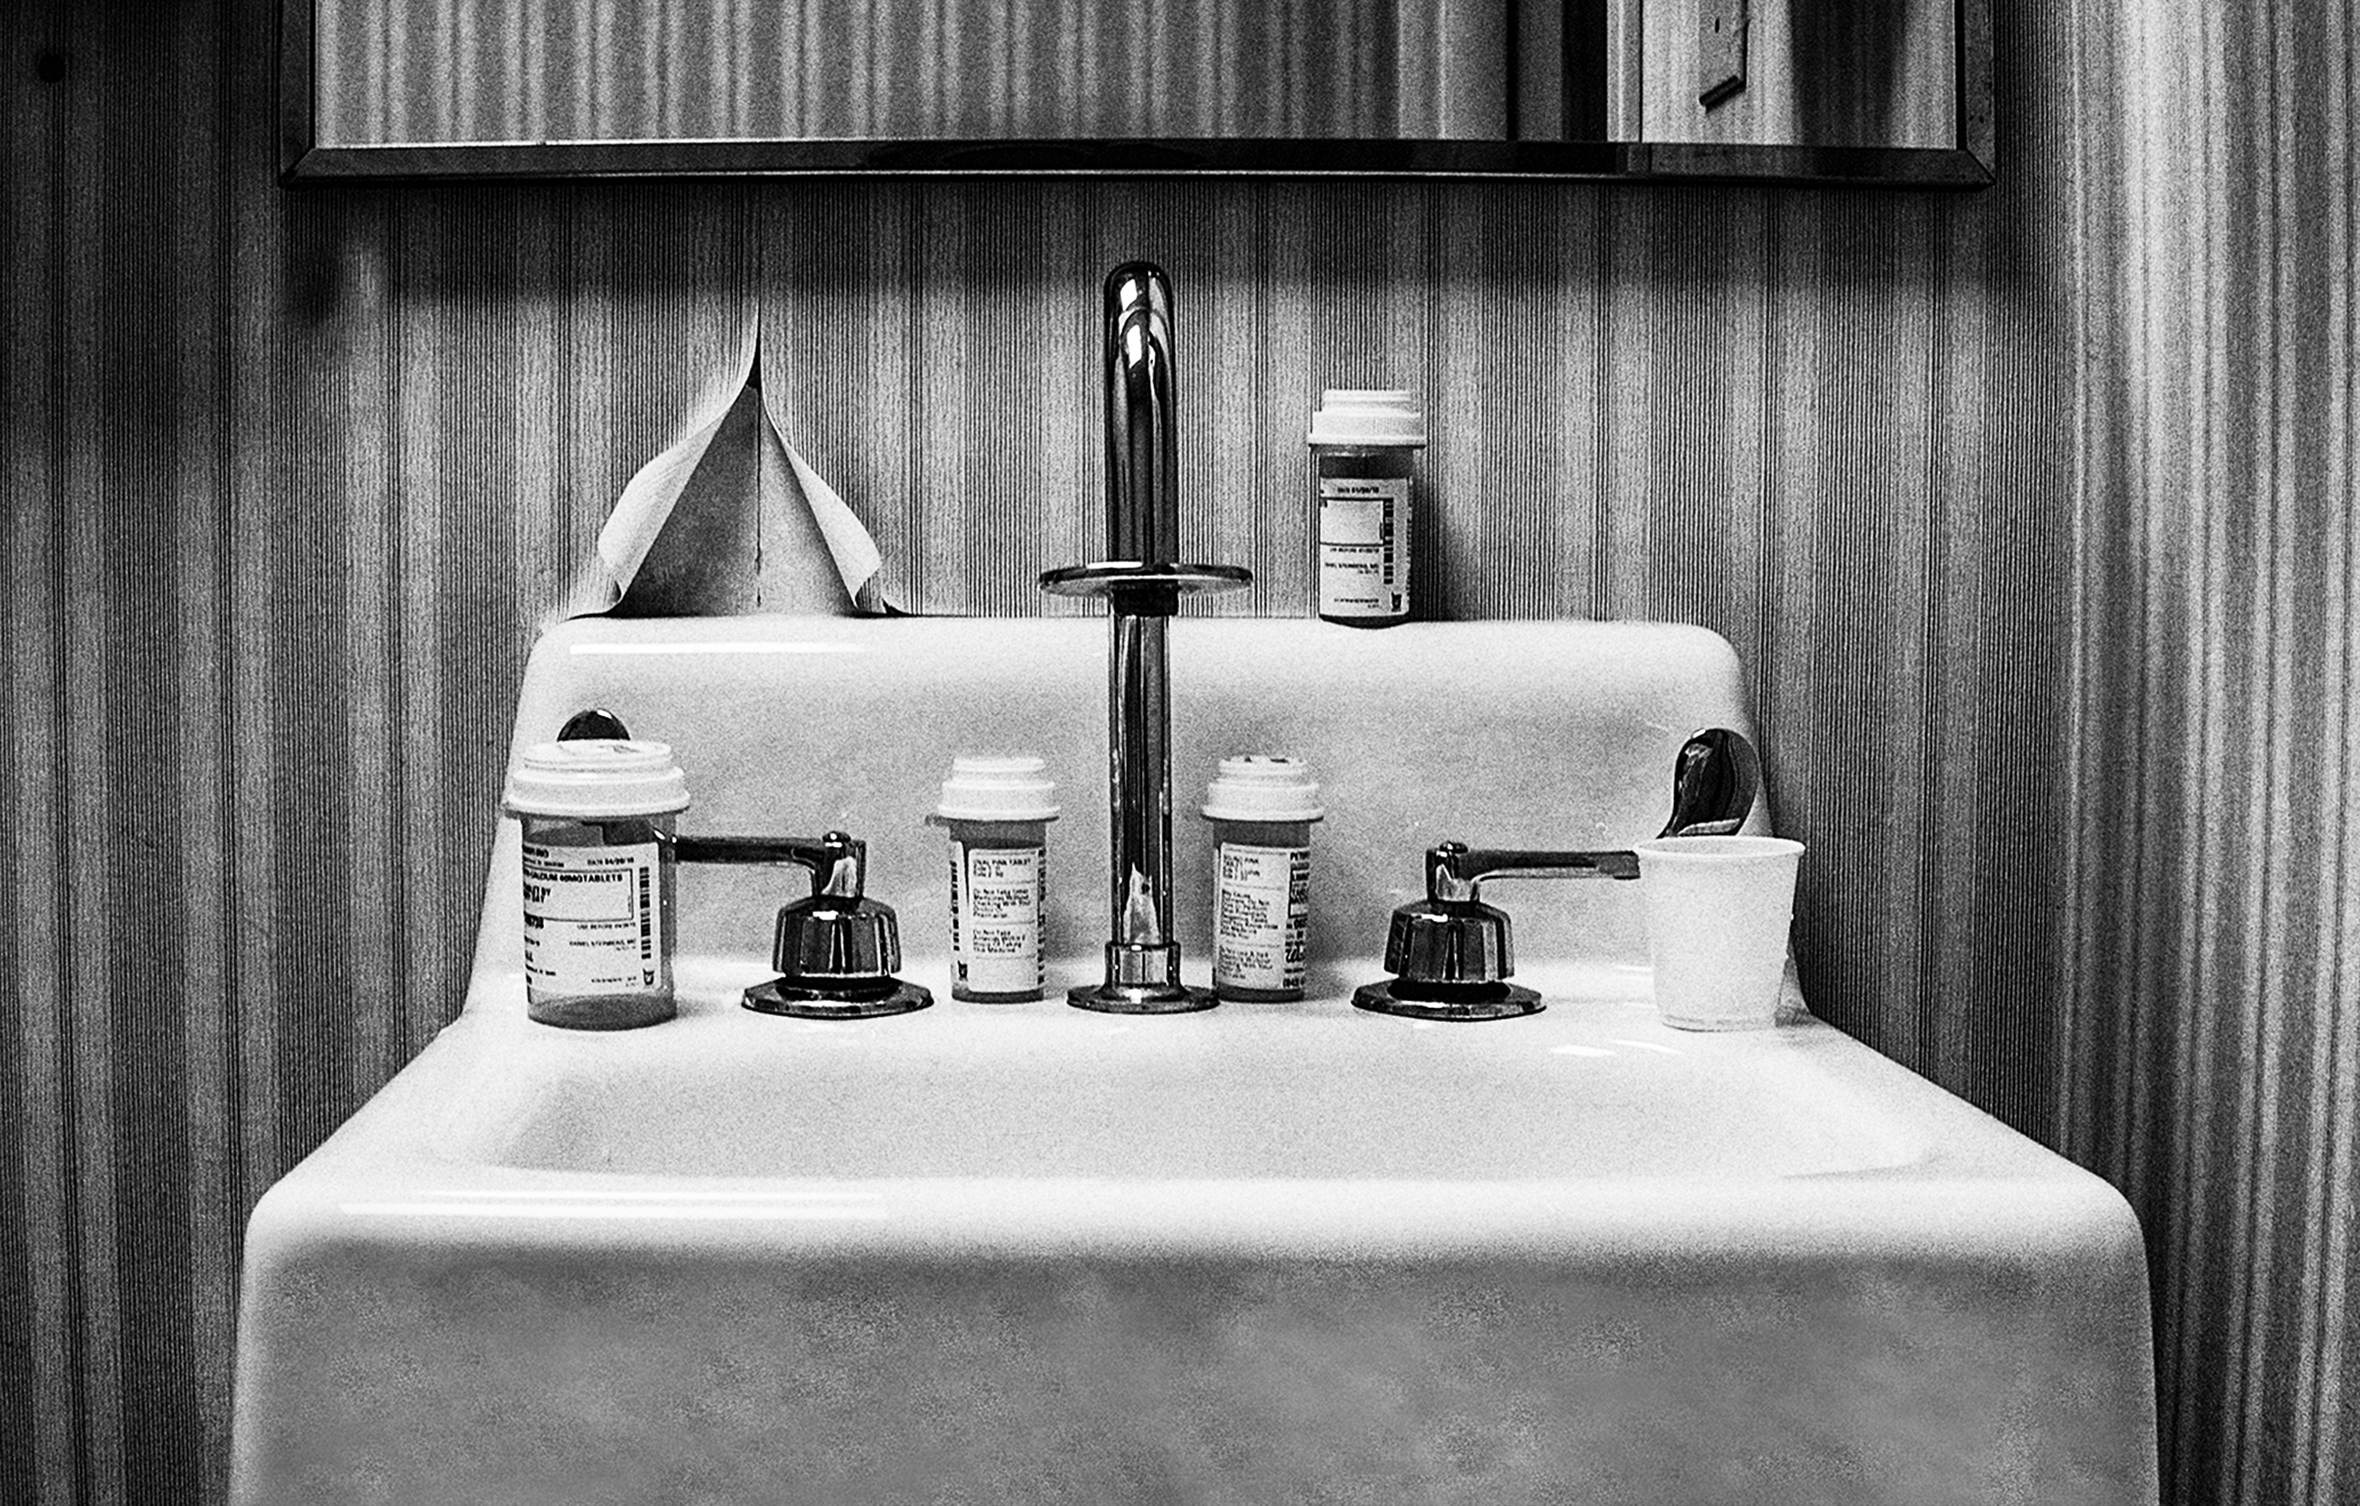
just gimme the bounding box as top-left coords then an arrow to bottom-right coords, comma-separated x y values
1699,0 -> 1749,107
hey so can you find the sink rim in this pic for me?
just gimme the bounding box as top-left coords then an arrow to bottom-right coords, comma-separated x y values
251,952 -> 2126,1272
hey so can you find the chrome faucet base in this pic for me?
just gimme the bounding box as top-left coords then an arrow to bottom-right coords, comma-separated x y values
1351,978 -> 1544,1022
744,977 -> 933,1020
1068,941 -> 1217,1014
1068,981 -> 1219,1015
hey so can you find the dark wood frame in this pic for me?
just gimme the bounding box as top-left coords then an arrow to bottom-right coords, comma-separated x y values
278,1 -> 1993,188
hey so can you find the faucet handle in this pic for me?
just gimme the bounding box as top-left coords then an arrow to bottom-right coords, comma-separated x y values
676,830 -> 930,1020
1384,894 -> 1515,985
1354,839 -> 1689,1022
1358,887 -> 1540,1021
674,832 -> 865,895
1377,844 -> 1649,987
1348,843 -> 1641,1023
1424,842 -> 1641,903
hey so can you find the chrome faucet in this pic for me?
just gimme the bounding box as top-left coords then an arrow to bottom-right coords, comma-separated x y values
1041,263 -> 1250,1012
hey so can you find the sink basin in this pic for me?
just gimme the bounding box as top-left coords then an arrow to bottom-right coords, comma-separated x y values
485,972 -> 1916,1182
229,617 -> 2158,1505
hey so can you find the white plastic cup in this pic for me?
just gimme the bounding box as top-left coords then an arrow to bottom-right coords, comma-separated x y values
1634,835 -> 1804,1032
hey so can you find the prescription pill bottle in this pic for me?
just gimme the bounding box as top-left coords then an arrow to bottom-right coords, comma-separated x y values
1202,756 -> 1325,1002
928,755 -> 1058,1003
1309,389 -> 1425,627
501,739 -> 689,1030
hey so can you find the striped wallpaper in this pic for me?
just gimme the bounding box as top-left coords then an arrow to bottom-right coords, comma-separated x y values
2067,3 -> 2360,1503
0,1 -> 2351,1504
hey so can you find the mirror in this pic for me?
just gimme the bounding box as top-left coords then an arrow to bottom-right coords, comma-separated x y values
282,1 -> 1991,186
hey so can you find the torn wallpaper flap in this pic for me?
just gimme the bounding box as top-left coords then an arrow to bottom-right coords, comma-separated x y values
757,414 -> 867,614
602,384 -> 766,615
569,340 -> 903,618
778,435 -> 895,615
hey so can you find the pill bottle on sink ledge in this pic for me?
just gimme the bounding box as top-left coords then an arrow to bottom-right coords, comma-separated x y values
928,755 -> 1058,1003
1309,388 -> 1425,627
501,739 -> 689,1030
1202,756 -> 1325,1002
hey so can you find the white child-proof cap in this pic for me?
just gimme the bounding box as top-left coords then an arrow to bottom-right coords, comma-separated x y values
1202,755 -> 1325,823
502,739 -> 691,818
935,755 -> 1059,822
1306,389 -> 1427,448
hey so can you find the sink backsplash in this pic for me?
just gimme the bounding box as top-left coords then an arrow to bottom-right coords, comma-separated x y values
501,617 -> 1769,983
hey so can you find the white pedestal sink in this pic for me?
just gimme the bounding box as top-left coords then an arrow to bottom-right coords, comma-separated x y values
229,617 -> 2158,1505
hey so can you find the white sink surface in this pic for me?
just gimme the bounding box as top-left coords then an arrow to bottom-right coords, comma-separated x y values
229,618 -> 2158,1505
487,983 -> 1912,1183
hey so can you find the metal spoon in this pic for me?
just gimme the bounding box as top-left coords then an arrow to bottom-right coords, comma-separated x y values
1658,727 -> 1760,838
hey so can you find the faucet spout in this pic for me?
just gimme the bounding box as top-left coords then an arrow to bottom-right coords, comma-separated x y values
1104,264 -> 1180,569
1041,263 -> 1251,1013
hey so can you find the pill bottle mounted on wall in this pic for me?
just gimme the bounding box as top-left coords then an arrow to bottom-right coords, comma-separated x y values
1309,389 -> 1425,627
928,756 -> 1058,1003
501,739 -> 690,1030
1202,756 -> 1325,1002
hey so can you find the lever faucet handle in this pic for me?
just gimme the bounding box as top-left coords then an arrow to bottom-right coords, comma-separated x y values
673,830 -> 890,974
1424,841 -> 1641,903
674,832 -> 868,899
1384,893 -> 1515,987
1357,842 -> 1638,1019
677,828 -> 929,1020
